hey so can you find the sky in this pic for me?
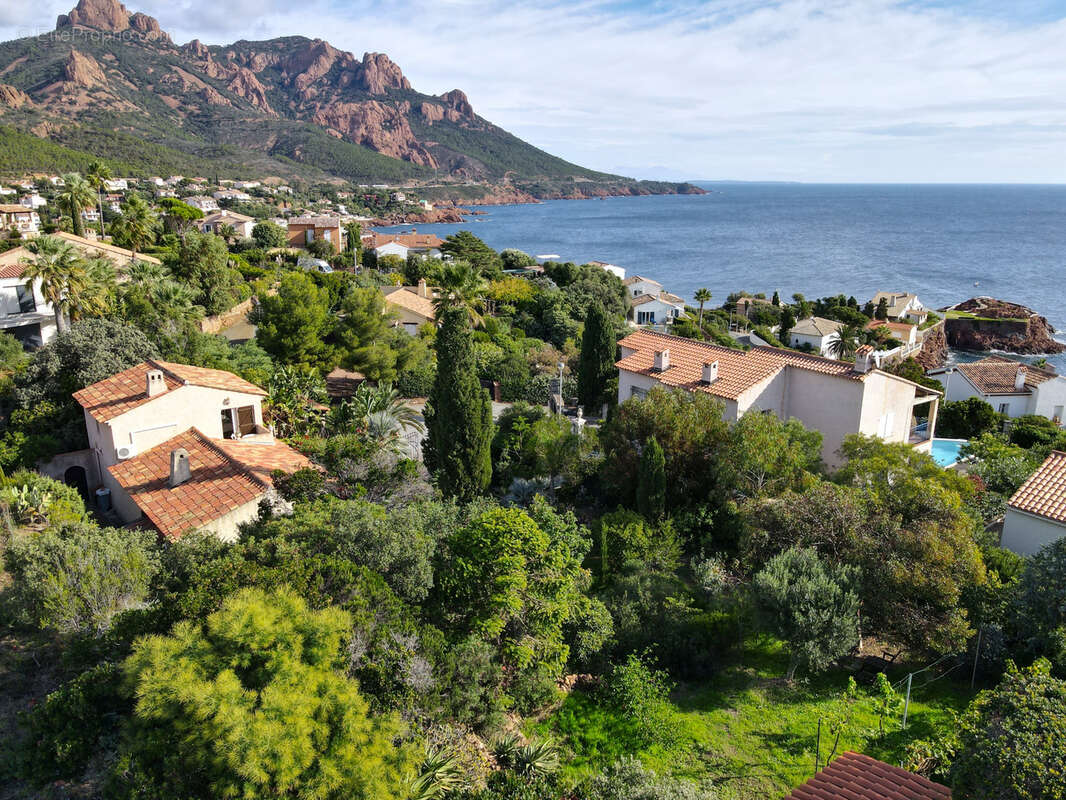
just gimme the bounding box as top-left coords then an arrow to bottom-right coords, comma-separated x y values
3,0 -> 1066,182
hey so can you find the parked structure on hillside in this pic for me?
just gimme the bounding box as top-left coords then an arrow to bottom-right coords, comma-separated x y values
928,356 -> 1066,422
616,329 -> 941,467
1001,450 -> 1066,555
287,216 -> 346,250
68,361 -> 310,541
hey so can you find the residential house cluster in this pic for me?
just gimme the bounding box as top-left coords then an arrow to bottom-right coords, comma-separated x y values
623,275 -> 686,327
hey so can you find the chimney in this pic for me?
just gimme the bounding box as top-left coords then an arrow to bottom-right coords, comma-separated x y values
854,347 -> 872,374
417,278 -> 428,298
702,361 -> 719,384
168,448 -> 191,488
1015,366 -> 1027,391
654,349 -> 670,371
146,368 -> 167,397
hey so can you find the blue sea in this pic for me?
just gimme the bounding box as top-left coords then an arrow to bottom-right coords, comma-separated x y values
382,182 -> 1066,370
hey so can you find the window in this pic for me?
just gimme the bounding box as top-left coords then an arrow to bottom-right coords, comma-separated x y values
630,386 -> 648,399
998,403 -> 1009,415
1054,406 -> 1064,424
221,409 -> 235,438
637,311 -> 656,325
15,284 -> 35,313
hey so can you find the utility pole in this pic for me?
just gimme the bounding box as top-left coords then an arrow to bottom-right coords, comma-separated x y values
901,673 -> 913,729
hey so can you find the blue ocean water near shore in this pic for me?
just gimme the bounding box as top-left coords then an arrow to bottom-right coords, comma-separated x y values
383,182 -> 1066,370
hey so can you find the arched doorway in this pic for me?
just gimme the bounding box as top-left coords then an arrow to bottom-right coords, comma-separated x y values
64,465 -> 89,501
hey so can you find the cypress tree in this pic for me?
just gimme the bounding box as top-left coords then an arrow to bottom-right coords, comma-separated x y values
424,307 -> 493,500
875,297 -> 889,320
577,302 -> 616,414
636,436 -> 666,520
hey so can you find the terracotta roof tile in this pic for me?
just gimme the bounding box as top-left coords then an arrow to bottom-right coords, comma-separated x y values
952,356 -> 1055,395
108,428 -> 312,538
617,330 -> 866,402
366,232 -> 443,250
784,752 -> 951,800
73,360 -> 266,423
865,319 -> 916,336
792,317 -> 844,337
618,330 -> 861,400
384,287 -> 436,321
623,275 -> 662,287
1008,450 -> 1066,524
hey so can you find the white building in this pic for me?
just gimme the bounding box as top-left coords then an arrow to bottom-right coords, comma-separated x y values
71,360 -> 310,541
185,195 -> 220,212
1001,450 -> 1066,555
588,260 -> 626,280
19,193 -> 47,210
628,292 -> 685,327
928,357 -> 1066,422
0,204 -> 41,234
199,210 -> 256,239
789,317 -> 843,357
365,232 -> 443,260
869,291 -> 927,323
0,257 -> 59,347
103,178 -> 129,192
615,330 -> 941,468
623,275 -> 663,297
213,189 -> 252,202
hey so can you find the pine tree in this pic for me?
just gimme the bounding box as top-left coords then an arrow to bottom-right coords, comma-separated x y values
772,290 -> 780,306
636,436 -> 666,520
424,307 -> 493,500
577,301 -> 616,414
875,297 -> 889,320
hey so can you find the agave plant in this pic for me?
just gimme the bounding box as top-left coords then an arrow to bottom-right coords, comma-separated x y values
511,738 -> 561,778
408,746 -> 465,800
489,733 -> 522,768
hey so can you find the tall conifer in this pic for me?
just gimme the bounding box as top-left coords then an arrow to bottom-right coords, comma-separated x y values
424,307 -> 493,500
577,301 -> 616,413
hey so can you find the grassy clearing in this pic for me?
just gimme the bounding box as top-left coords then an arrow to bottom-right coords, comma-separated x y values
945,310 -> 1026,323
533,637 -> 973,798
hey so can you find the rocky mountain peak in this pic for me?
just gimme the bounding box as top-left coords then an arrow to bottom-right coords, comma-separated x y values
440,89 -> 474,117
357,52 -> 411,94
56,0 -> 168,41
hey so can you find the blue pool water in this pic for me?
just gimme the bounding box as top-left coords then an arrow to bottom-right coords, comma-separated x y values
931,438 -> 966,467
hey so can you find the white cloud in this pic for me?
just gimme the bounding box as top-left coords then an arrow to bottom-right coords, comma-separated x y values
3,0 -> 1065,181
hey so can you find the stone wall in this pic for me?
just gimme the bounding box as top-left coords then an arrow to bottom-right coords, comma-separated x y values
200,298 -> 254,334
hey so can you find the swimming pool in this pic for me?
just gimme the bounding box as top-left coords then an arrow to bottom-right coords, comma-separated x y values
930,438 -> 966,467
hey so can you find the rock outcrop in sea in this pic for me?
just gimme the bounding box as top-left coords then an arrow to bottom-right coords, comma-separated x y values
944,297 -> 1065,355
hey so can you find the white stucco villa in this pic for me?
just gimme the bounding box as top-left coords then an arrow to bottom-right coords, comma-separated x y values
869,291 -> 927,323
1001,450 -> 1066,555
789,317 -> 844,357
69,360 -> 310,541
622,275 -> 663,297
628,292 -> 686,327
616,330 -> 941,468
928,357 -> 1066,423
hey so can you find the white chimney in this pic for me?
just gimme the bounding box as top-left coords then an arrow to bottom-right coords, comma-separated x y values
854,349 -> 871,374
168,448 -> 191,488
654,349 -> 670,371
702,361 -> 719,384
146,368 -> 167,397
417,278 -> 429,298
1015,366 -> 1027,391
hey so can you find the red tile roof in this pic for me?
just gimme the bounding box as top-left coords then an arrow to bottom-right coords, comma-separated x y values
108,428 -> 311,538
1008,449 -> 1066,524
617,330 -> 865,401
365,232 -> 444,250
952,356 -> 1055,395
784,752 -> 951,800
74,360 -> 266,423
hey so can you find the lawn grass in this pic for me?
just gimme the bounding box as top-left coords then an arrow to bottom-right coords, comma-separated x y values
945,310 -> 1026,323
533,637 -> 974,798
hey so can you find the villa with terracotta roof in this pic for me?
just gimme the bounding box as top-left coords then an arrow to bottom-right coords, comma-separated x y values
287,215 -> 346,250
383,280 -> 437,334
622,275 -> 663,297
928,356 -> 1066,422
616,329 -> 941,467
1001,450 -> 1066,555
783,751 -> 950,800
789,317 -> 844,357
70,360 -> 309,540
365,232 -> 444,260
869,291 -> 927,323
628,292 -> 686,327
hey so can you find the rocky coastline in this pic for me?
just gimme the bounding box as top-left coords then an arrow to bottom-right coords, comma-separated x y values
943,297 -> 1065,356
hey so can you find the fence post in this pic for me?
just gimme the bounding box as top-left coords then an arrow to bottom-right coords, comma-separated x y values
902,673 -> 913,729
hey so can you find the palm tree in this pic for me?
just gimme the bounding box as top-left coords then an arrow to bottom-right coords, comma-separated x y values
827,324 -> 862,360
19,235 -> 84,334
431,260 -> 486,325
694,287 -> 712,329
86,161 -> 112,238
340,381 -> 425,434
57,173 -> 95,239
110,194 -> 160,257
126,259 -> 169,286
74,256 -> 117,320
